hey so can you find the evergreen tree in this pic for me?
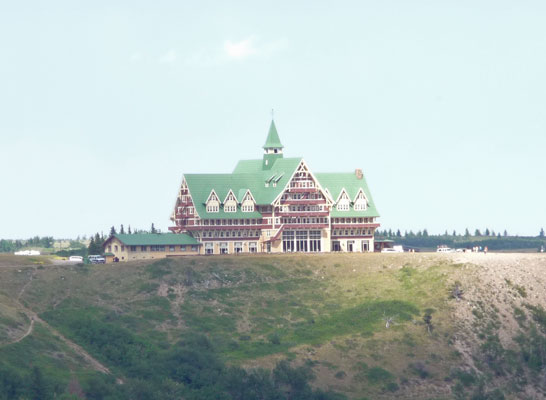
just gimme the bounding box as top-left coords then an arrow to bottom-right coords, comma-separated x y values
423,229 -> 429,237
88,236 -> 95,255
491,230 -> 496,236
444,230 -> 448,236
120,224 -> 125,234
396,229 -> 401,237
151,223 -> 157,234
388,229 -> 393,237
452,230 -> 457,237
110,226 -> 116,236
503,230 -> 508,237
485,228 -> 490,236
540,228 -> 545,238
497,232 -> 501,238
417,230 -> 423,237
464,228 -> 470,237
404,230 -> 408,237
474,229 -> 482,237
87,233 -> 104,255
128,225 -> 132,234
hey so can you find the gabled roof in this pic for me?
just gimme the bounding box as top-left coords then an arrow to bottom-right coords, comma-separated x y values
314,172 -> 380,218
108,233 -> 201,246
185,157 -> 302,219
263,120 -> 283,149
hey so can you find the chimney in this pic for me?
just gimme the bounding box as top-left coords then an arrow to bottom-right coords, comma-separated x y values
355,169 -> 363,180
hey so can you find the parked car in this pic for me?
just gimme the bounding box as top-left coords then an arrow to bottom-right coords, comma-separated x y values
68,255 -> 83,262
88,255 -> 106,264
437,247 -> 454,253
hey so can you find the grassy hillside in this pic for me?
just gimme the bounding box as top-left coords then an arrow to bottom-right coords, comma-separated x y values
1,253 -> 546,399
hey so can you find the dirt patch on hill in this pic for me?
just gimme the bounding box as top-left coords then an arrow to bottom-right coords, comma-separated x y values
448,253 -> 546,399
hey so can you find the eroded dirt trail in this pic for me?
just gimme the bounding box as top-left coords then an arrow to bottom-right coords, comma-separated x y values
4,268 -> 124,384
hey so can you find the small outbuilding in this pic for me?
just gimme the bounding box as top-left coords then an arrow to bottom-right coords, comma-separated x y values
103,233 -> 201,262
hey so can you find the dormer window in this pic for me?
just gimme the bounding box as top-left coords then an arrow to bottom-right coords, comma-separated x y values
206,191 -> 220,213
241,190 -> 255,212
224,190 -> 237,213
336,190 -> 350,211
354,190 -> 368,211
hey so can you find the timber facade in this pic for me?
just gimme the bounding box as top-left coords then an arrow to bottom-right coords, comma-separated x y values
169,121 -> 380,254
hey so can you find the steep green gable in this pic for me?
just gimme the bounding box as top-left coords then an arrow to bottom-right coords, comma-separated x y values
263,120 -> 283,149
315,172 -> 380,217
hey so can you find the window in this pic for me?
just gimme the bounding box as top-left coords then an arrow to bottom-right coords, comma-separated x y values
336,190 -> 350,211
206,191 -> 220,213
220,242 -> 229,254
180,245 -> 186,252
205,242 -> 214,254
130,246 -> 136,251
141,246 -> 147,251
310,230 -> 321,252
242,204 -> 254,212
191,245 -> 198,252
354,190 -> 368,211
207,204 -> 219,212
224,204 -> 236,212
249,242 -> 257,253
169,245 -> 175,252
114,245 -> 118,251
234,242 -> 243,253
121,246 -> 125,251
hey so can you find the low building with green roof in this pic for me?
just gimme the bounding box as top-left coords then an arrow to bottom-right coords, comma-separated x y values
170,120 -> 380,254
103,233 -> 201,262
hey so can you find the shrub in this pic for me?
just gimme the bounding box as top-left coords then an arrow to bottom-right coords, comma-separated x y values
366,367 -> 393,384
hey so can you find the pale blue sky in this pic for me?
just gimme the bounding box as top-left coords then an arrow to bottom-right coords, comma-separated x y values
1,1 -> 545,238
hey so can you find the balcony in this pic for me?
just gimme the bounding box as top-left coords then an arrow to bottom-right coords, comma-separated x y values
283,223 -> 329,229
277,210 -> 329,217
178,199 -> 194,206
189,224 -> 273,230
289,187 -> 318,193
331,223 -> 380,229
280,199 -> 325,205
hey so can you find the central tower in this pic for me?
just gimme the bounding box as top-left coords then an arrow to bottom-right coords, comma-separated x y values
262,120 -> 284,169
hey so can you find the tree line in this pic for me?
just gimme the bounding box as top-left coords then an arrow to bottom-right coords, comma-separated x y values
376,227 -> 546,250
0,236 -> 54,253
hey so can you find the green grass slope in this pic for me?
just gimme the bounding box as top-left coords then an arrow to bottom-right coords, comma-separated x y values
1,253 -> 546,399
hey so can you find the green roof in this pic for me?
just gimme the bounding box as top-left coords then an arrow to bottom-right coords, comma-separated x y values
263,120 -> 283,149
186,157 -> 302,219
178,122 -> 378,220
315,172 -> 380,217
110,233 -> 201,246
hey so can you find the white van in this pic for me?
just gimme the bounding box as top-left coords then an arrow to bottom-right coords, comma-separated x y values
68,255 -> 83,262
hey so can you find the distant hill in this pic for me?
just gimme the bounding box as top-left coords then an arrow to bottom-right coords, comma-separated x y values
1,253 -> 546,399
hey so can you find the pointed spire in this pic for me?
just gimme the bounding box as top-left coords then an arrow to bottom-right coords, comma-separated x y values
263,120 -> 284,149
